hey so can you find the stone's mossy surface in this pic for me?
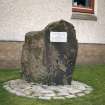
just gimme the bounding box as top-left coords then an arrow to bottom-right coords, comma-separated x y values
21,20 -> 78,85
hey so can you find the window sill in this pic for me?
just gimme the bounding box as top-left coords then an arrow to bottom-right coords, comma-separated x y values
71,12 -> 97,21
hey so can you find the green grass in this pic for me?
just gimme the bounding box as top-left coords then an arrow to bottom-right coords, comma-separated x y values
0,65 -> 105,105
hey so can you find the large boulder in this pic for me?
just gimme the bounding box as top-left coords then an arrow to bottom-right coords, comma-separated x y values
21,20 -> 78,85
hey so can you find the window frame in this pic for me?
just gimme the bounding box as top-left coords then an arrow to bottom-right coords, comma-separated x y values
72,0 -> 95,14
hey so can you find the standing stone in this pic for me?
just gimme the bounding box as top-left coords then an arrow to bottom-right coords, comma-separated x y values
21,20 -> 78,85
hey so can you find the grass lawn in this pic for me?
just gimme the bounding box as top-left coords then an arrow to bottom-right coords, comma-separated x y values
0,65 -> 105,105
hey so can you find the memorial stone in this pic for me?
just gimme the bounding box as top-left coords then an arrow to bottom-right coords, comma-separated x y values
21,20 -> 78,85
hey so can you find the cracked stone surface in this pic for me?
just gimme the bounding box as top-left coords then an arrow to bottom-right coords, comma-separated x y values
3,79 -> 93,100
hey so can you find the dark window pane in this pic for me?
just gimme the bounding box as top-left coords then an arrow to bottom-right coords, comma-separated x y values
73,0 -> 90,7
77,0 -> 86,6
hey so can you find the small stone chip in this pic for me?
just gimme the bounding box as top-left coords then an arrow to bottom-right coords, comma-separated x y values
65,94 -> 76,98
38,96 -> 51,100
53,97 -> 65,99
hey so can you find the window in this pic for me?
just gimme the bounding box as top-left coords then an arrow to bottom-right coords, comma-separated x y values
72,0 -> 95,14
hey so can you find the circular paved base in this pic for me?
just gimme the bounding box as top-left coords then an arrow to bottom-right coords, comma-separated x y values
3,79 -> 93,100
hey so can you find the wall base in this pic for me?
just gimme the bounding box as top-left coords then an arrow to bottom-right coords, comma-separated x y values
0,42 -> 105,69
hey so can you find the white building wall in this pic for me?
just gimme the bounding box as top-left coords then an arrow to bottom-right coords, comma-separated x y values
0,0 -> 105,43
